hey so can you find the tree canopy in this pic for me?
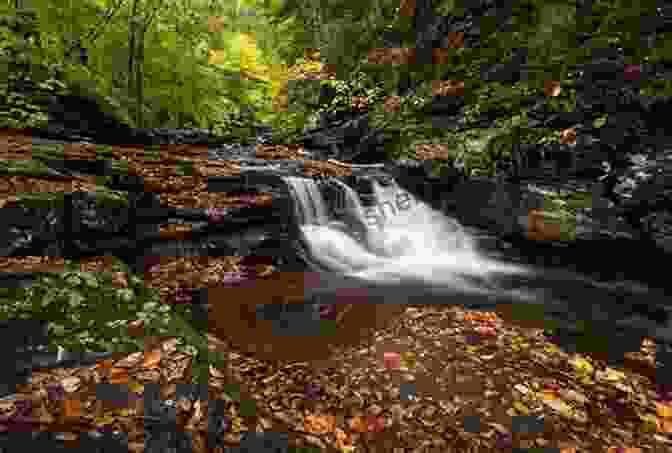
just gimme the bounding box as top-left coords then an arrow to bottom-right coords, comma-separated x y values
0,0 -> 670,165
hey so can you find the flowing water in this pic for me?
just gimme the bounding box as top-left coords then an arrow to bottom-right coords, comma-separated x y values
285,175 -> 536,298
280,175 -> 672,359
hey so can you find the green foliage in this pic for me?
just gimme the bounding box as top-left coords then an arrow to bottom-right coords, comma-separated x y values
0,6 -> 53,129
0,254 -> 219,384
266,0 -> 667,169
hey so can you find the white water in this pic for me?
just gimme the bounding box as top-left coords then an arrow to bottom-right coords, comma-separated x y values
270,176 -> 672,351
284,176 -> 535,296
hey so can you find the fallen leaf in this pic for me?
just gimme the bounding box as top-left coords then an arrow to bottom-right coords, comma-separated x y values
400,351 -> 417,369
335,427 -> 356,452
596,368 -> 626,383
544,80 -> 562,97
514,384 -> 532,396
62,398 -> 82,418
570,357 -> 594,375
559,389 -> 588,405
475,326 -> 497,336
142,350 -> 162,368
304,414 -> 336,434
109,368 -> 130,385
94,414 -> 116,427
656,400 -> 672,418
639,414 -> 659,433
383,352 -> 401,369
560,127 -> 577,146
59,377 -> 81,393
349,415 -> 386,433
542,398 -> 575,418
512,401 -> 530,415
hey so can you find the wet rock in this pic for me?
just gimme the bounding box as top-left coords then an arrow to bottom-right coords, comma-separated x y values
0,319 -> 118,400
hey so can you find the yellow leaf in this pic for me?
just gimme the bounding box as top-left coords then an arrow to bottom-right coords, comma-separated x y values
94,414 -> 116,426
543,344 -> 562,354
513,401 -> 530,415
542,398 -> 574,418
597,368 -> 625,382
400,352 -> 417,369
655,400 -> 672,418
579,376 -> 594,385
639,414 -> 659,433
129,383 -> 144,394
570,357 -> 594,375
230,415 -> 243,433
541,391 -> 560,401
208,49 -> 228,65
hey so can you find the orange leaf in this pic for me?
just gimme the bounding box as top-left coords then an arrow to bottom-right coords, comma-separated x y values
335,428 -> 355,452
432,79 -> 465,97
142,349 -> 162,368
349,415 -> 367,433
446,31 -> 465,49
658,418 -> 672,433
349,415 -> 384,433
526,210 -> 562,241
656,400 -> 672,418
95,359 -> 116,370
399,0 -> 416,17
544,80 -> 562,97
59,432 -> 79,441
304,414 -> 336,434
108,368 -> 130,385
431,48 -> 452,65
541,390 -> 560,401
63,398 -> 82,418
383,96 -> 402,113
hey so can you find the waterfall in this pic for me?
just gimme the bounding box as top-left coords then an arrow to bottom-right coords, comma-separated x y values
284,176 -> 330,226
270,175 -> 670,356
283,175 -> 531,284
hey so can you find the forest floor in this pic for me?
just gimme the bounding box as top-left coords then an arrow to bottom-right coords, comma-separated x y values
1,129 -> 671,452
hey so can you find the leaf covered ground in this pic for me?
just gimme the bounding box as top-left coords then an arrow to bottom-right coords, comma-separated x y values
0,131 -> 671,451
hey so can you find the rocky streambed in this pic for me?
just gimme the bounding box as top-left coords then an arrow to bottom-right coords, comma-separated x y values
1,127 -> 670,362
1,127 -> 672,453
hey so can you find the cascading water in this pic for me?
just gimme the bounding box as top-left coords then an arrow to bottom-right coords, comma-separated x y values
284,175 -> 535,294
263,174 -> 671,364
